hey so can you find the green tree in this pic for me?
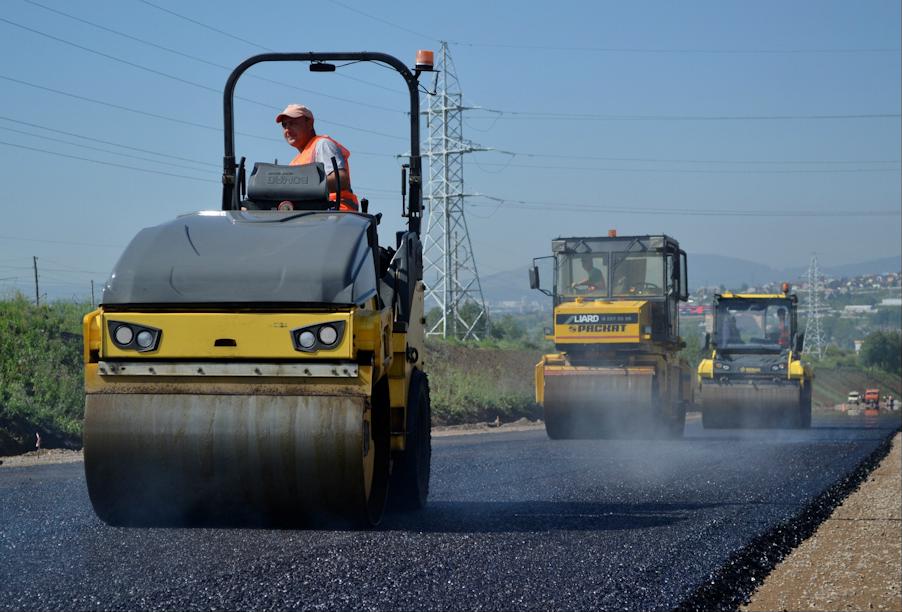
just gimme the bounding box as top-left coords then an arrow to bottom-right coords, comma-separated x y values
425,306 -> 442,332
489,314 -> 526,342
859,330 -> 902,374
874,307 -> 902,329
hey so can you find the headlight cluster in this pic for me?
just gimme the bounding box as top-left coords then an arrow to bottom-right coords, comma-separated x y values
292,321 -> 345,352
714,361 -> 731,371
770,362 -> 787,371
108,321 -> 161,352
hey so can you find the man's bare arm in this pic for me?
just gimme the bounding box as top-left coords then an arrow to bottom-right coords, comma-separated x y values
326,168 -> 352,193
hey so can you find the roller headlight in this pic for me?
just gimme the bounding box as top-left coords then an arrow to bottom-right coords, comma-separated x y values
107,321 -> 161,352
135,330 -> 155,349
318,325 -> 338,345
113,325 -> 134,346
298,330 -> 316,349
291,321 -> 346,352
714,362 -> 731,371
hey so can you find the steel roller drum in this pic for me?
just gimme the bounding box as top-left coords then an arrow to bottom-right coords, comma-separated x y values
84,392 -> 385,526
543,366 -> 658,438
700,381 -> 801,428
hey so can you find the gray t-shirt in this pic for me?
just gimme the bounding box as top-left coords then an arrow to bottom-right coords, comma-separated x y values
313,138 -> 347,171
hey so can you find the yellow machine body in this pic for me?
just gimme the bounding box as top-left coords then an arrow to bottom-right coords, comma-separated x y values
530,234 -> 692,438
81,51 -> 434,527
83,284 -> 426,525
697,291 -> 813,428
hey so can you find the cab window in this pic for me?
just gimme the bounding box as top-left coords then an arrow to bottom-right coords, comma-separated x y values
611,253 -> 664,297
558,254 -> 608,297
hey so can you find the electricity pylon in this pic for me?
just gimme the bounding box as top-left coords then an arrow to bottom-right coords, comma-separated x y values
803,253 -> 826,358
421,42 -> 490,340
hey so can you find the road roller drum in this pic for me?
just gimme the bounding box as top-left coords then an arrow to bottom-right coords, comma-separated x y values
84,391 -> 388,526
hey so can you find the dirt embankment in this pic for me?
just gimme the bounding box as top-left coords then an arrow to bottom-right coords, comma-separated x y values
743,432 -> 902,612
813,367 -> 901,407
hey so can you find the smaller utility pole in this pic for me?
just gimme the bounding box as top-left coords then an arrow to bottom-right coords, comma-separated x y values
91,280 -> 96,308
33,256 -> 40,306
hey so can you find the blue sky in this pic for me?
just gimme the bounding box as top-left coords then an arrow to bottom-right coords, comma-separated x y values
0,0 -> 899,300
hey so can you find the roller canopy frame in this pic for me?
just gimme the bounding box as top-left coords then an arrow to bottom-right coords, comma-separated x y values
220,53 -> 423,235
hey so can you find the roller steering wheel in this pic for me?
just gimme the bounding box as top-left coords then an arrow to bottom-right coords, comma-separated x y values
628,282 -> 659,294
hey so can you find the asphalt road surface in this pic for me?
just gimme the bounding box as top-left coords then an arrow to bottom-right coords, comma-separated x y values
1,411 -> 899,612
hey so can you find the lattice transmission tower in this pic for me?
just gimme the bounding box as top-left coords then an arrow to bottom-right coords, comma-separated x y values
421,42 -> 490,340
803,253 -> 826,358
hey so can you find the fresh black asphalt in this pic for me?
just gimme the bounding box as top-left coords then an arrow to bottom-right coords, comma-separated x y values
0,411 -> 898,611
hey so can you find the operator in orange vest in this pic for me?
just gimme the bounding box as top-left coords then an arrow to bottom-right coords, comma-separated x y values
776,307 -> 790,348
276,104 -> 359,211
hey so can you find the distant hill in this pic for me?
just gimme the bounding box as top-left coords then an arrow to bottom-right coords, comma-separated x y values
786,255 -> 902,280
480,254 -> 901,304
689,254 -> 782,289
480,267 -> 535,303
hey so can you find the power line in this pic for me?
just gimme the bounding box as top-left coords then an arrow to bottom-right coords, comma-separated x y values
22,0 -> 404,114
464,196 -> 901,217
1,73 -> 248,133
324,2 -> 897,57
0,16 -> 230,93
447,40 -> 901,55
0,264 -> 104,275
467,159 -> 901,175
463,108 -> 901,121
0,75 -> 403,144
0,125 -> 214,172
479,148 -> 902,166
137,0 -> 270,51
0,18 -> 404,140
329,0 -> 437,41
0,140 -> 217,183
0,234 -> 125,248
0,115 -> 218,168
137,0 -> 402,94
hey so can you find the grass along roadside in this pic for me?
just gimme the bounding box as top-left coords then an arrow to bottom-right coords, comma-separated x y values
425,340 -> 542,425
0,295 -> 898,455
0,295 -> 87,455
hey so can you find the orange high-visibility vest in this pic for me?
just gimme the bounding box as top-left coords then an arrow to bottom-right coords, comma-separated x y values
289,135 -> 359,211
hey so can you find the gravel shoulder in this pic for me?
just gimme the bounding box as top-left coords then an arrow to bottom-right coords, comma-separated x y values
0,448 -> 84,468
742,431 -> 902,612
431,417 -> 544,437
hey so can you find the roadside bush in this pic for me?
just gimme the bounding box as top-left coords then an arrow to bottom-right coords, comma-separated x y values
426,340 -> 541,424
860,330 -> 902,375
0,294 -> 87,452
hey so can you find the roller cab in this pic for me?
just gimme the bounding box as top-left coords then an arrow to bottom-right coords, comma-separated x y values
530,234 -> 693,438
697,290 -> 813,428
83,52 -> 433,527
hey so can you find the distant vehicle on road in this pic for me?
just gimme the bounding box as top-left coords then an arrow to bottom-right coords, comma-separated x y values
847,391 -> 861,405
864,388 -> 880,409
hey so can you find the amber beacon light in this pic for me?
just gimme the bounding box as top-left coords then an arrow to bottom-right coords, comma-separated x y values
415,49 -> 435,71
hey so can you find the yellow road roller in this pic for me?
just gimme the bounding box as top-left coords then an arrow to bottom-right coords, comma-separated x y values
528,232 -> 693,438
697,286 -> 813,428
81,52 -> 433,526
